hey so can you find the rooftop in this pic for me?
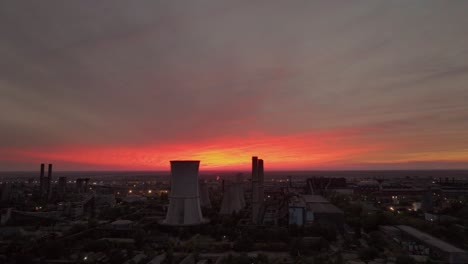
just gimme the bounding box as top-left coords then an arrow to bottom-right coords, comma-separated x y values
396,225 -> 467,253
303,195 -> 329,203
307,203 -> 344,214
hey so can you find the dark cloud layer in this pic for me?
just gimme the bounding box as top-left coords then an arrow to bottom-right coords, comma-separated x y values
1,1 -> 468,169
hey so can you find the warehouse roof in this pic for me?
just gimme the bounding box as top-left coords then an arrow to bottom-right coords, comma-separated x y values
396,225 -> 467,253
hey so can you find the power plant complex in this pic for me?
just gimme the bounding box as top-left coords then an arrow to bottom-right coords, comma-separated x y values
4,157 -> 464,264
162,157 -> 264,225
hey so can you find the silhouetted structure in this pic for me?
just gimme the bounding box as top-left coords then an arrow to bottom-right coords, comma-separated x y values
46,164 -> 53,201
39,163 -> 45,198
252,156 -> 260,223
199,180 -> 211,208
163,160 -> 206,226
307,177 -> 347,195
258,159 -> 265,206
220,181 -> 244,215
76,178 -> 90,193
58,176 -> 67,199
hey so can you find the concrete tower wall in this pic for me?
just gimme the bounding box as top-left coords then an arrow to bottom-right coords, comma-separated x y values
164,161 -> 206,226
199,181 -> 211,208
39,163 -> 45,198
252,156 -> 259,223
258,159 -> 265,205
220,182 -> 244,215
47,164 -> 53,200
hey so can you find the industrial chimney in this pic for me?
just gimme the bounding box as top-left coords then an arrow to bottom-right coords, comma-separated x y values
258,159 -> 265,205
47,164 -> 53,200
39,163 -> 45,198
252,156 -> 260,223
163,161 -> 206,226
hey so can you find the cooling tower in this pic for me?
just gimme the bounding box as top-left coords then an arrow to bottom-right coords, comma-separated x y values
235,173 -> 246,207
220,182 -> 244,215
238,182 -> 246,208
163,161 -> 207,226
199,181 -> 212,208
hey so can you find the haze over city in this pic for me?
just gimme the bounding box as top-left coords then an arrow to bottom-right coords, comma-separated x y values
1,0 -> 468,171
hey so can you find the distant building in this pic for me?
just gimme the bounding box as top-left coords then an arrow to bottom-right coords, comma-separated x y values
0,184 -> 12,203
58,176 -> 67,199
76,178 -> 90,193
307,177 -> 346,195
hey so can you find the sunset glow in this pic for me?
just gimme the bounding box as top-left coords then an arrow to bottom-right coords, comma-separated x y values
4,125 -> 468,170
1,1 -> 468,170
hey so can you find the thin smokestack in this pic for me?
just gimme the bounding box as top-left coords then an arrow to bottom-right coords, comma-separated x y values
258,159 -> 264,204
47,164 -> 53,200
252,156 -> 259,224
40,163 -> 45,197
40,164 -> 45,178
252,156 -> 258,181
48,164 -> 52,178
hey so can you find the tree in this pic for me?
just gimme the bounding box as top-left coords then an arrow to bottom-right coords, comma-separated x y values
368,231 -> 386,249
166,242 -> 175,264
396,255 -> 414,264
41,240 -> 66,259
66,223 -> 87,235
289,238 -> 307,257
83,239 -> 111,252
134,228 -> 147,249
88,218 -> 99,228
233,235 -> 254,252
358,247 -> 378,263
256,253 -> 269,264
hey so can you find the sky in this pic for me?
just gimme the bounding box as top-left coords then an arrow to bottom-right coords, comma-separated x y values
1,0 -> 468,171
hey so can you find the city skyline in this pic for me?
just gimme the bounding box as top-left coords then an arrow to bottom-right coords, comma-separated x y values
2,1 -> 468,170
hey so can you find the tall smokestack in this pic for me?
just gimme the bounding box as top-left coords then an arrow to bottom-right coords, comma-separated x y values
39,164 -> 45,198
47,164 -> 53,200
258,159 -> 265,205
252,156 -> 259,224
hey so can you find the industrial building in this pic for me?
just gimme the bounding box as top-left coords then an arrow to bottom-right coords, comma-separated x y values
307,177 -> 347,195
288,195 -> 344,228
381,225 -> 468,264
163,160 -> 207,226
